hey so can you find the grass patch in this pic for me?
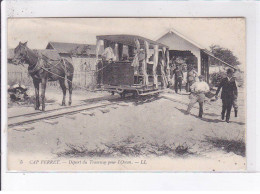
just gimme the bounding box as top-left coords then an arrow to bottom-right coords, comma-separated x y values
206,137 -> 245,157
56,136 -> 194,158
57,143 -> 112,158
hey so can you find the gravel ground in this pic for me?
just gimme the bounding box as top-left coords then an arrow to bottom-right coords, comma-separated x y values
8,88 -> 111,117
7,88 -> 246,171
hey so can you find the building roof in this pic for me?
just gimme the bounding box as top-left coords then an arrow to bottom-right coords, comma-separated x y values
87,44 -> 104,55
201,49 -> 237,70
156,29 -> 205,50
157,29 -> 236,70
97,34 -> 169,49
46,41 -> 103,55
34,49 -> 61,60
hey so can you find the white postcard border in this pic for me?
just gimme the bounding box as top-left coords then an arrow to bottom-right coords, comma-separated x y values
1,0 -> 259,190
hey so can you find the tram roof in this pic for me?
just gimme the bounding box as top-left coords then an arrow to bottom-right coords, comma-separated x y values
96,34 -> 169,49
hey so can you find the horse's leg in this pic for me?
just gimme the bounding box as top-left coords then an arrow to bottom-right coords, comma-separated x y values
41,78 -> 47,111
33,79 -> 40,110
59,79 -> 66,106
67,76 -> 73,106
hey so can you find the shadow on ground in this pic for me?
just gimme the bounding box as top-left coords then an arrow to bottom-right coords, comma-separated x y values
176,108 -> 224,123
106,94 -> 163,106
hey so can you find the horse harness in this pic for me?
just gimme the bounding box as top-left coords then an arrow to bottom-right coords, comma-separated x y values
28,56 -> 69,80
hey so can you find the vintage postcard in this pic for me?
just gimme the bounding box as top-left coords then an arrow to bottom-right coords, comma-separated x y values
6,17 -> 246,172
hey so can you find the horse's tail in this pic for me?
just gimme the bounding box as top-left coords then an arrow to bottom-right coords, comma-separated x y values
60,58 -> 73,89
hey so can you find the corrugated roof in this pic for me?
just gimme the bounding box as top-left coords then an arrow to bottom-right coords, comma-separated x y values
33,49 -> 61,60
47,41 -> 103,55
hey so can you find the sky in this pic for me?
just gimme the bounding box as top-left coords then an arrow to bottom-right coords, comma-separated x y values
8,18 -> 246,68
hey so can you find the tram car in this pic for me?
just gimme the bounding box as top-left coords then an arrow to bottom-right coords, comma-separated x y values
96,35 -> 170,98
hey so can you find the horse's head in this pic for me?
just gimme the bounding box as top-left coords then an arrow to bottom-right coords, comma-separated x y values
12,41 -> 28,65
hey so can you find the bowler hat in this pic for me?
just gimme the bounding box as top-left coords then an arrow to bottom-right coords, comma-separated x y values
227,68 -> 234,74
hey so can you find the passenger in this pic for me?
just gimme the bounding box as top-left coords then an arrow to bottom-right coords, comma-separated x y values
171,64 -> 183,94
158,57 -> 167,88
215,68 -> 238,123
102,46 -> 116,62
138,48 -> 145,61
232,69 -> 239,116
186,66 -> 198,92
186,75 -> 210,118
132,48 -> 145,74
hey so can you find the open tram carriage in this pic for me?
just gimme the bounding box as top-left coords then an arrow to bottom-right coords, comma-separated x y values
96,35 -> 170,98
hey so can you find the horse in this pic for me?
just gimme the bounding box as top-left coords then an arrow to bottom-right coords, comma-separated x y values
12,41 -> 74,111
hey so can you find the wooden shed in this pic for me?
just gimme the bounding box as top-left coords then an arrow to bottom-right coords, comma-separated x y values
46,41 -> 104,72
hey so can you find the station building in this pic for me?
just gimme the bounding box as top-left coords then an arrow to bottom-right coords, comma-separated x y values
156,30 -> 237,83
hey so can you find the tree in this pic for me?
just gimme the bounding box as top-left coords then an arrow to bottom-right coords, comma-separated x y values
210,45 -> 240,67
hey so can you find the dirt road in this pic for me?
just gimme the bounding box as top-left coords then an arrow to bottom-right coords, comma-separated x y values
7,89 -> 246,171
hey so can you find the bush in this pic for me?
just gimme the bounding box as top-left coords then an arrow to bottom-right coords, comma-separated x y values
210,72 -> 226,87
210,71 -> 244,88
234,71 -> 244,87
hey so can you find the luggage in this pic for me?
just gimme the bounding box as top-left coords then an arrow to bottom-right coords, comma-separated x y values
205,91 -> 215,99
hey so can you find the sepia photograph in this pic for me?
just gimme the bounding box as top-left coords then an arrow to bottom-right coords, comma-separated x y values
6,17 -> 246,171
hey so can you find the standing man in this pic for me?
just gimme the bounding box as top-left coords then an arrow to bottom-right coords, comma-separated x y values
232,69 -> 239,117
215,68 -> 238,123
171,64 -> 183,94
102,45 -> 116,62
186,75 -> 210,118
186,66 -> 198,92
158,57 -> 168,89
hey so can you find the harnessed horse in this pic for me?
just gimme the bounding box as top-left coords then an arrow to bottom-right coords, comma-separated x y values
12,42 -> 74,111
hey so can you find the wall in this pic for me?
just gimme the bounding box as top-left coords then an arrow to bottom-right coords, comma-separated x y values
72,56 -> 96,71
7,63 -> 32,86
7,56 -> 97,90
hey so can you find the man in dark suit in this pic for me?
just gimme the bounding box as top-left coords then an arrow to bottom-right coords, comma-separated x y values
215,68 -> 238,123
171,64 -> 183,94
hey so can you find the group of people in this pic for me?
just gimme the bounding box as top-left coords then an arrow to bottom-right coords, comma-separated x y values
189,68 -> 238,123
170,64 -> 198,94
103,46 -> 238,123
171,64 -> 238,123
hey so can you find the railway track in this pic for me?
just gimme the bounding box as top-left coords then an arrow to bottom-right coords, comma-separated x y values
8,93 -> 162,128
8,95 -> 121,128
8,101 -> 118,128
8,95 -> 117,120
